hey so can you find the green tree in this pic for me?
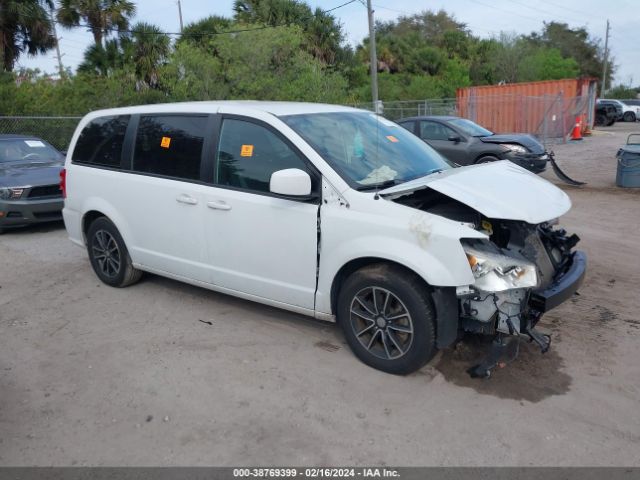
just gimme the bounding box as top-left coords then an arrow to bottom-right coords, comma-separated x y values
518,47 -> 579,81
0,0 -> 55,72
57,0 -> 136,47
129,22 -> 170,88
177,15 -> 232,49
233,0 -> 345,65
163,25 -> 348,103
606,85 -> 639,99
525,22 -> 613,83
77,37 -> 132,76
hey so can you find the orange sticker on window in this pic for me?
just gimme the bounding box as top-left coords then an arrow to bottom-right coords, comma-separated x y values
240,144 -> 254,157
386,135 -> 399,143
160,136 -> 171,148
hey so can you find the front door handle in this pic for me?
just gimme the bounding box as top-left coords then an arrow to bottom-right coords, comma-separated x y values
176,194 -> 198,205
207,200 -> 232,211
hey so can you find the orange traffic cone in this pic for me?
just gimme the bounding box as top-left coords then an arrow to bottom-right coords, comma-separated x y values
570,116 -> 583,141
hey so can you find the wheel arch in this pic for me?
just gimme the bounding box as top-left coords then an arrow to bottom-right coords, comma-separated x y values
78,198 -> 134,251
329,257 -> 459,349
474,153 -> 500,164
82,210 -> 106,243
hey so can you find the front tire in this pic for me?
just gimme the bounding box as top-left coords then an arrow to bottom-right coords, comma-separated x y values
623,111 -> 636,122
86,217 -> 142,287
337,264 -> 436,375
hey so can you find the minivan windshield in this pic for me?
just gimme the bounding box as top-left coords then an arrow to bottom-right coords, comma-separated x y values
449,118 -> 493,137
281,112 -> 453,189
0,138 -> 63,163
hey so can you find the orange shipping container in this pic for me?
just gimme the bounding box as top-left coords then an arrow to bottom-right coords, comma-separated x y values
456,78 -> 598,140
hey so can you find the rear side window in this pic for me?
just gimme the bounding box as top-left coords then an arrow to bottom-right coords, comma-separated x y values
133,115 -> 206,181
215,119 -> 310,193
73,115 -> 129,167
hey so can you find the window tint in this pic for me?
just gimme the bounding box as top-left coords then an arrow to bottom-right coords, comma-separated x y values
216,119 -> 310,193
133,115 -> 206,180
398,121 -> 414,132
73,115 -> 129,167
419,121 -> 456,141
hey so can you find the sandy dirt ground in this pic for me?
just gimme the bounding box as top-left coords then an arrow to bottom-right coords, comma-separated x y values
0,122 -> 639,466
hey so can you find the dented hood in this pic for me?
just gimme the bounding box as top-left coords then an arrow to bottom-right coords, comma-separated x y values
379,161 -> 571,224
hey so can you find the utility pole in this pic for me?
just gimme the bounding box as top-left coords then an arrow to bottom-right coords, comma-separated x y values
50,7 -> 65,79
600,19 -> 610,97
366,0 -> 379,113
177,0 -> 184,33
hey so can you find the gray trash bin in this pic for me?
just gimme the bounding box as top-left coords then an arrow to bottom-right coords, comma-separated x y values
616,134 -> 640,188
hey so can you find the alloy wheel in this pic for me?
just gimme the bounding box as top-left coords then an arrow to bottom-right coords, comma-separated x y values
91,229 -> 121,278
349,287 -> 414,360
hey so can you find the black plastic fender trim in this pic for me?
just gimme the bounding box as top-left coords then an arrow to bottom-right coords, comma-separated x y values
432,286 -> 459,348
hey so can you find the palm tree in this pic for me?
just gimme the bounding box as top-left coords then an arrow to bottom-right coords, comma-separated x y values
233,0 -> 345,66
0,0 -> 55,72
57,0 -> 135,48
177,15 -> 231,49
129,22 -> 169,88
77,36 -> 132,76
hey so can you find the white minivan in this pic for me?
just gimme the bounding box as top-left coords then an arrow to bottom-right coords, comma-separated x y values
62,101 -> 586,376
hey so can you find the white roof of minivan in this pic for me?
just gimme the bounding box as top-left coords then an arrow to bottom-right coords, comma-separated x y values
85,101 -> 361,118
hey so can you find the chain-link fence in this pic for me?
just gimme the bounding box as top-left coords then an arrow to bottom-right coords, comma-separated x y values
0,116 -> 81,151
1,93 -> 597,150
354,99 -> 459,120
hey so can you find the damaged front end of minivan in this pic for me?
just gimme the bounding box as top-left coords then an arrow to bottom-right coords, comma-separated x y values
458,220 -> 586,377
381,162 -> 587,377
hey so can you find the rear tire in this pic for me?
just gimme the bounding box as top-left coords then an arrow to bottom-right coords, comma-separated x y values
337,264 -> 436,375
623,111 -> 636,122
86,217 -> 142,287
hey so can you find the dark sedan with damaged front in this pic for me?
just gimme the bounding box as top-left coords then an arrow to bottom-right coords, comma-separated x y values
398,116 -> 549,173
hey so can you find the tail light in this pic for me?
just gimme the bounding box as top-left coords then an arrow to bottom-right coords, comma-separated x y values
59,168 -> 66,198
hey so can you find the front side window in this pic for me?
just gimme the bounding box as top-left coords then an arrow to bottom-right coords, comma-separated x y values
73,115 -> 129,167
281,112 -> 452,189
419,121 -> 456,141
133,115 -> 206,181
215,119 -> 310,193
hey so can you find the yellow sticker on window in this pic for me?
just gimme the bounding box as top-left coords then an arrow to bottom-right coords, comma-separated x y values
386,135 -> 399,143
160,136 -> 171,148
240,144 -> 254,157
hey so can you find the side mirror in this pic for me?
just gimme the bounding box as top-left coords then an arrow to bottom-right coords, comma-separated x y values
448,135 -> 461,143
270,168 -> 311,197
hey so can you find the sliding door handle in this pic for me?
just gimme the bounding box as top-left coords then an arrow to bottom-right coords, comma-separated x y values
207,200 -> 232,211
176,194 -> 198,205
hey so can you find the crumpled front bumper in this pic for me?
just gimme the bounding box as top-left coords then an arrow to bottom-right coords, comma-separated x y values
507,152 -> 549,174
529,250 -> 587,313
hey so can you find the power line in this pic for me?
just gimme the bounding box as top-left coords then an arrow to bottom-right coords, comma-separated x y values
507,0 -> 582,25
17,0 -> 359,38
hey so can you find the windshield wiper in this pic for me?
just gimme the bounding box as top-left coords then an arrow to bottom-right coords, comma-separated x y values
356,179 -> 403,191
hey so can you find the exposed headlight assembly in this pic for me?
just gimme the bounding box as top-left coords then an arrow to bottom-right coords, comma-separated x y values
501,143 -> 528,155
0,187 -> 25,200
464,245 -> 538,292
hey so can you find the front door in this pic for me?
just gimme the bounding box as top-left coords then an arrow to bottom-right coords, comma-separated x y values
419,120 -> 469,164
203,117 -> 319,310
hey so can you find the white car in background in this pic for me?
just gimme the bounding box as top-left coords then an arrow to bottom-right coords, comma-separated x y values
61,101 -> 586,377
599,99 -> 639,122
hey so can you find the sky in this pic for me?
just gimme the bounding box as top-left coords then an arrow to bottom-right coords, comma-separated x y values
17,0 -> 640,88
